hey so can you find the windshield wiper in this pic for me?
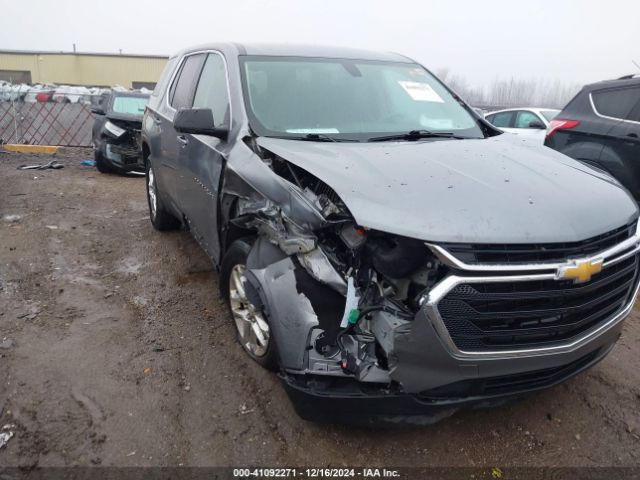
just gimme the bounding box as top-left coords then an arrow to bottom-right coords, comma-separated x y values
367,130 -> 466,142
269,134 -> 358,142
304,133 -> 339,142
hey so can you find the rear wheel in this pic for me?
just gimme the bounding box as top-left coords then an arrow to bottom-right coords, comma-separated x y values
146,162 -> 180,231
221,238 -> 278,371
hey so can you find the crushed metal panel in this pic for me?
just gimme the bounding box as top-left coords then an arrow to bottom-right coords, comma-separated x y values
370,309 -> 470,394
224,143 -> 326,230
297,247 -> 347,295
234,205 -> 317,255
246,257 -> 319,370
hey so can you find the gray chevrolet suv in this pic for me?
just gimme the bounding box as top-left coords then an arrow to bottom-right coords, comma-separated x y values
141,43 -> 640,424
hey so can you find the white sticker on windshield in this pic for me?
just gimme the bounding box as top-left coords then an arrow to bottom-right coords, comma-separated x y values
286,128 -> 340,134
398,81 -> 444,103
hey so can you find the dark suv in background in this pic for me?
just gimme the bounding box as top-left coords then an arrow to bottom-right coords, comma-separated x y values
545,75 -> 640,201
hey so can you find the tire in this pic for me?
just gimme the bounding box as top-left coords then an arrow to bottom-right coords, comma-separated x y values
95,148 -> 113,174
146,161 -> 181,231
221,238 -> 279,371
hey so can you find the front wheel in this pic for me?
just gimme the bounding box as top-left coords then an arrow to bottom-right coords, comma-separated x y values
220,238 -> 278,371
95,148 -> 113,174
146,162 -> 180,231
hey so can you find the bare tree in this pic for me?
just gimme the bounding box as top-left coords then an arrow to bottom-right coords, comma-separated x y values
434,68 -> 581,109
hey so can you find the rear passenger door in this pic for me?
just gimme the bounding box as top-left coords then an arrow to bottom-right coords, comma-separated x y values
179,52 -> 231,263
159,53 -> 206,207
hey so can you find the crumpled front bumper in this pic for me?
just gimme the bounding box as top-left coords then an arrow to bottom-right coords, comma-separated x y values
102,141 -> 144,172
281,330 -> 618,426
246,233 -> 638,424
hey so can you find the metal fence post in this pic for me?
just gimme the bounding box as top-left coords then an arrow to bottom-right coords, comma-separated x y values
10,78 -> 19,144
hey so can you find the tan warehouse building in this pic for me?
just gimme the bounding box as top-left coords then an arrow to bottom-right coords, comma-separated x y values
0,50 -> 169,89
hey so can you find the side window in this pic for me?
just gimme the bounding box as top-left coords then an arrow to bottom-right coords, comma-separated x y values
515,111 -> 543,128
193,53 -> 231,128
170,54 -> 206,110
489,111 -> 513,128
591,87 -> 640,120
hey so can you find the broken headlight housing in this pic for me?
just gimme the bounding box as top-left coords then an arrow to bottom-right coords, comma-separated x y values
104,120 -> 126,138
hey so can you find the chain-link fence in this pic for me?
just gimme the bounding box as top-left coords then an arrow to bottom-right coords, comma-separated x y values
0,101 -> 97,146
0,82 -> 128,147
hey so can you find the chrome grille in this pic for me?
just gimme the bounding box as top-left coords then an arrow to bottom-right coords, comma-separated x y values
438,255 -> 638,351
426,223 -> 640,356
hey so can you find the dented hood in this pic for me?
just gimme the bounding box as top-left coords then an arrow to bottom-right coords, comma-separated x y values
257,136 -> 639,244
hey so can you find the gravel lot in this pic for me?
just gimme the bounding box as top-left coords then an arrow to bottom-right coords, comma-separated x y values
1,148 -> 640,469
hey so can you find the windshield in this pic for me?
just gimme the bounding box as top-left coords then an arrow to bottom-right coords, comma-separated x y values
240,56 -> 484,141
541,110 -> 559,122
111,96 -> 149,115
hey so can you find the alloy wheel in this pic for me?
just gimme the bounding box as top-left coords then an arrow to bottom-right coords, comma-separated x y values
228,264 -> 270,357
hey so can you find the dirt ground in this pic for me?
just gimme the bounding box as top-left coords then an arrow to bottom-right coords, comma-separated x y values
1,148 -> 639,469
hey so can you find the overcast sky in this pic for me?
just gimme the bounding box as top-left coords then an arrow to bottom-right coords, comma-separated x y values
2,0 -> 639,87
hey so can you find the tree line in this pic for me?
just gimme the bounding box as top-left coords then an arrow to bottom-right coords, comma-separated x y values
435,68 -> 582,110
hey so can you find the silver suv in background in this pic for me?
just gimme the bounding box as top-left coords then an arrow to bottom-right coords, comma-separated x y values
141,43 -> 640,424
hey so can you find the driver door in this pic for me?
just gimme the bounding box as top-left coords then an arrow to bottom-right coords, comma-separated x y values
178,52 -> 231,263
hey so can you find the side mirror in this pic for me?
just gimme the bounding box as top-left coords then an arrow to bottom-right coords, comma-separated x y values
528,120 -> 546,129
174,108 -> 228,140
91,107 -> 105,115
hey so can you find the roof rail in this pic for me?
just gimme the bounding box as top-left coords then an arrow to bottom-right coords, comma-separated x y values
617,73 -> 640,80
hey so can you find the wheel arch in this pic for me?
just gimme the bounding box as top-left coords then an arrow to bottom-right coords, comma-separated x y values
141,140 -> 151,167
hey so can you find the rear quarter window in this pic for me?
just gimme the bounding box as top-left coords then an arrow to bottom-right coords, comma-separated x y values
591,86 -> 640,120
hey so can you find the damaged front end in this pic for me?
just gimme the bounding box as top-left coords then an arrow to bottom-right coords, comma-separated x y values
98,117 -> 144,171
220,138 -> 635,425
223,143 -> 463,424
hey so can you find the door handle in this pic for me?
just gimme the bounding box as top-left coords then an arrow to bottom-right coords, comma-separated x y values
177,135 -> 188,147
153,116 -> 162,125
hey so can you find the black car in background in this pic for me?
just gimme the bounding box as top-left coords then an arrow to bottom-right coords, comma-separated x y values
91,91 -> 150,174
545,75 -> 640,201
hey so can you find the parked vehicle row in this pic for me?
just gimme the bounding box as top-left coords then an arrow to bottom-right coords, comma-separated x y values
138,43 -> 640,425
0,81 -> 152,105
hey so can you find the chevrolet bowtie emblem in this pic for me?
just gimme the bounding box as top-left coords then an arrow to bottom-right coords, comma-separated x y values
557,258 -> 603,284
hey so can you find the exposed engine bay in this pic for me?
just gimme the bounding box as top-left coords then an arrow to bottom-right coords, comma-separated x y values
223,142 -> 449,393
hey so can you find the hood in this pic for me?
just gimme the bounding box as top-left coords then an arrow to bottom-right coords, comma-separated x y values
257,135 -> 639,244
106,112 -> 143,127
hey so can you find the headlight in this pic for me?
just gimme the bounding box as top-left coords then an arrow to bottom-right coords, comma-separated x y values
104,120 -> 125,138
